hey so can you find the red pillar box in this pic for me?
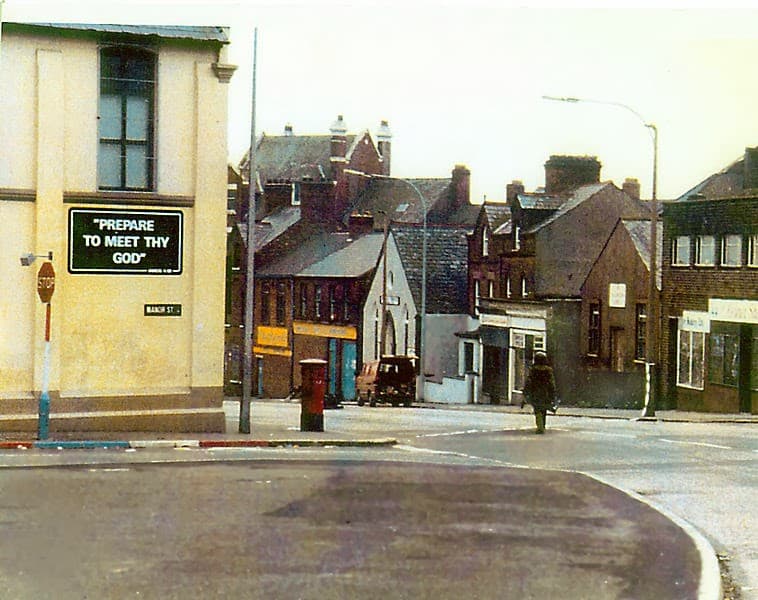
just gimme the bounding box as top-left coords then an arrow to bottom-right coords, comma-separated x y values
300,359 -> 326,432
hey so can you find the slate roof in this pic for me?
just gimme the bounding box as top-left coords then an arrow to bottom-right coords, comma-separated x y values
674,155 -> 745,201
482,202 -> 511,230
622,220 -> 663,291
516,193 -> 564,210
299,234 -> 384,278
239,133 -> 357,186
237,206 -> 302,252
533,182 -> 651,297
256,225 -> 353,277
526,182 -> 608,234
347,177 -> 453,229
8,22 -> 230,43
391,225 -> 470,314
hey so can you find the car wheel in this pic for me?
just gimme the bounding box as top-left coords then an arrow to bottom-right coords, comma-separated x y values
357,394 -> 365,407
368,392 -> 376,407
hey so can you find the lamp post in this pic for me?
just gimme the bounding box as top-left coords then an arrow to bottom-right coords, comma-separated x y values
542,95 -> 658,417
375,176 -> 428,401
240,28 -> 258,433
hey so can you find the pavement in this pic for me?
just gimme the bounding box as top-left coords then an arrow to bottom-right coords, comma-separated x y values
1,398 -> 750,599
0,398 -> 755,449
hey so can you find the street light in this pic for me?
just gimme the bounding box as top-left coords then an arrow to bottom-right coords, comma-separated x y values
543,95 -> 659,417
374,176 -> 428,401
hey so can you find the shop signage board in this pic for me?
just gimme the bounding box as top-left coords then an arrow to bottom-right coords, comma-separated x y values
68,208 -> 183,274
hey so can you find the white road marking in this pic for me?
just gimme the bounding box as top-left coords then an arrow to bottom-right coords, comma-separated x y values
659,438 -> 732,450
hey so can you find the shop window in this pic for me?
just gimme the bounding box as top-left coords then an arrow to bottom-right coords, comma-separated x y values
696,235 -> 715,266
588,302 -> 601,356
672,236 -> 691,266
635,304 -> 646,360
748,234 -> 758,267
275,282 -> 286,326
721,235 -> 742,267
709,333 -> 740,387
99,45 -> 156,190
678,330 -> 705,389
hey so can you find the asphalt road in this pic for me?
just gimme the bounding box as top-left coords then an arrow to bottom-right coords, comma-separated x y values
1,402 -> 754,599
0,460 -> 701,600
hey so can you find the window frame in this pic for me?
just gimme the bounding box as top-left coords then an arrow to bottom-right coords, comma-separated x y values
695,235 -> 716,267
672,235 -> 691,266
275,282 -> 286,326
98,44 -> 157,191
677,329 -> 705,390
748,234 -> 758,268
588,302 -> 601,357
721,234 -> 742,267
260,281 -> 270,325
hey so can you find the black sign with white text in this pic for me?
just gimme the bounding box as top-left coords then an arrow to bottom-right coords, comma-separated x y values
69,208 -> 183,274
144,304 -> 182,317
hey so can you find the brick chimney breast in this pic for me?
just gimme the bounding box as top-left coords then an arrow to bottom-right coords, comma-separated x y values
544,155 -> 601,195
377,120 -> 392,176
506,180 -> 525,205
622,177 -> 641,200
330,114 -> 348,161
452,164 -> 471,208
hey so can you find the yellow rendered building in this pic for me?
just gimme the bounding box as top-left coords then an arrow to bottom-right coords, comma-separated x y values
0,22 -> 236,432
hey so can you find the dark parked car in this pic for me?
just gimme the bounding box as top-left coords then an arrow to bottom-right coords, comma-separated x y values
356,355 -> 416,407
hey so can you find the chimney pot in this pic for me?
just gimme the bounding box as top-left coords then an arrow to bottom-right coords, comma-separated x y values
284,123 -> 293,136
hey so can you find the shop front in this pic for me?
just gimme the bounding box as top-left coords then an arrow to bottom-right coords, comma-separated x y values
675,300 -> 757,413
293,322 -> 358,402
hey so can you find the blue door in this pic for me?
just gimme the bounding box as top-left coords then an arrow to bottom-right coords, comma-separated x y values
341,341 -> 357,401
328,339 -> 338,397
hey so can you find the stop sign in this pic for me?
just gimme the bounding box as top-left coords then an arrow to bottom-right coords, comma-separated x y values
37,261 -> 55,303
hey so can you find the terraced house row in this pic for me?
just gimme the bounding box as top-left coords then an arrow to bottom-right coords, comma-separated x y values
228,137 -> 757,414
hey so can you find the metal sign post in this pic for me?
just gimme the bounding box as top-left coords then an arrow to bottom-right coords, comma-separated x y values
36,261 -> 55,440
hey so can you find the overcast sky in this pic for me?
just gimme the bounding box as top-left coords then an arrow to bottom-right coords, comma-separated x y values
5,0 -> 758,202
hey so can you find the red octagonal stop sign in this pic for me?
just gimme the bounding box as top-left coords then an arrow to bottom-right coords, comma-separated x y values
37,261 -> 55,303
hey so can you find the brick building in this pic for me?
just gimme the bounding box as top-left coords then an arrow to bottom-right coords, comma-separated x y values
661,150 -> 758,412
467,156 -> 649,405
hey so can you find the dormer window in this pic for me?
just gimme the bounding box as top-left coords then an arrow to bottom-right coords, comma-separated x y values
482,227 -> 490,257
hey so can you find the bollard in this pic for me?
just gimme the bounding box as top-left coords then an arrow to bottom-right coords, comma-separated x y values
299,359 -> 326,432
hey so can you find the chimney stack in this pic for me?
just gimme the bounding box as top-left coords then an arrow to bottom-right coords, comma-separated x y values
622,177 -> 641,200
506,180 -> 525,206
348,213 -> 375,237
544,155 -> 601,195
330,114 -> 348,183
452,164 -> 471,209
377,120 -> 392,176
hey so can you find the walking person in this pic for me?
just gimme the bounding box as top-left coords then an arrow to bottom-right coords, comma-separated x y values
522,351 -> 557,434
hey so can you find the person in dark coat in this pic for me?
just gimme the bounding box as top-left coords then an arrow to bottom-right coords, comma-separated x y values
523,351 -> 557,434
